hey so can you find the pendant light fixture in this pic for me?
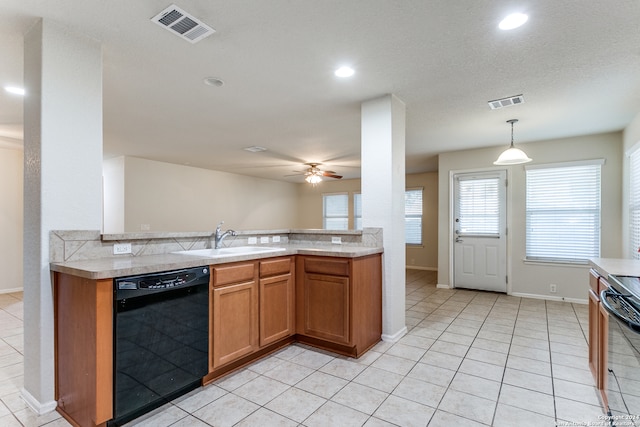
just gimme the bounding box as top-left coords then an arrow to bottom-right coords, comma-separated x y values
493,119 -> 532,165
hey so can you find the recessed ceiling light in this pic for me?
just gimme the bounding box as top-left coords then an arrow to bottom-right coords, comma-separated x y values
203,77 -> 224,87
243,146 -> 267,153
499,13 -> 528,30
334,66 -> 355,78
4,86 -> 25,96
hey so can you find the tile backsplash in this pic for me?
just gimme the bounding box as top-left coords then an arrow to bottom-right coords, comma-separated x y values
50,228 -> 383,263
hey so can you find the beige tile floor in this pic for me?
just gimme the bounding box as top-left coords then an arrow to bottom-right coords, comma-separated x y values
0,270 -> 607,426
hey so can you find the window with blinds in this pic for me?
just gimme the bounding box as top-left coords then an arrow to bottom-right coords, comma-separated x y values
455,176 -> 501,236
406,188 -> 423,245
323,193 -> 348,230
354,193 -> 362,230
525,160 -> 603,263
630,150 -> 640,259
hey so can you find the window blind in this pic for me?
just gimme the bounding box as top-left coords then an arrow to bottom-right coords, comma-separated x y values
455,176 -> 501,236
405,188 -> 423,245
354,193 -> 362,230
525,161 -> 602,263
323,193 -> 348,230
630,150 -> 640,259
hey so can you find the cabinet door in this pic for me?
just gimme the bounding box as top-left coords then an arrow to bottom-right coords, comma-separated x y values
588,289 -> 599,383
211,281 -> 258,368
302,273 -> 350,344
259,273 -> 294,347
598,302 -> 609,395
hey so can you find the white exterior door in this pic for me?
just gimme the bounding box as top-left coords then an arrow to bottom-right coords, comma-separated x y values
453,171 -> 507,292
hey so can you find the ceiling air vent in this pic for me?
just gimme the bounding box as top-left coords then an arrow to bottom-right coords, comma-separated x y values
151,4 -> 215,44
488,94 -> 525,110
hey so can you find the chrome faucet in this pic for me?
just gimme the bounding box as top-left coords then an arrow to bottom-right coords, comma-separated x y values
214,221 -> 237,249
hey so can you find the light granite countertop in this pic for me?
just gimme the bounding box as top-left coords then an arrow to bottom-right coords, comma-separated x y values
50,244 -> 383,280
589,257 -> 640,278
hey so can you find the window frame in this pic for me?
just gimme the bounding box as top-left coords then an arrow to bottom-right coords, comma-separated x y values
525,159 -> 603,264
354,192 -> 362,231
322,192 -> 349,230
629,149 -> 640,259
405,187 -> 423,246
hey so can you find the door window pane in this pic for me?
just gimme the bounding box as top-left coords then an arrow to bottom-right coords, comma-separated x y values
455,177 -> 500,236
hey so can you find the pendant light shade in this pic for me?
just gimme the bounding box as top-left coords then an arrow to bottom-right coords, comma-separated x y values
493,119 -> 532,165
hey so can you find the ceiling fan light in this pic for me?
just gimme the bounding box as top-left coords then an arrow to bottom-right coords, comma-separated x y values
305,174 -> 322,185
493,146 -> 532,165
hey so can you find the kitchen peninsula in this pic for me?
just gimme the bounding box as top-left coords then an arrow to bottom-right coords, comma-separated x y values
588,258 -> 640,421
50,228 -> 383,427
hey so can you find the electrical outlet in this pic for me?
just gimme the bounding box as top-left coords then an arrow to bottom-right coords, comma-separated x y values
272,236 -> 281,243
113,243 -> 132,255
248,237 -> 257,245
550,283 -> 557,293
140,224 -> 151,231
331,236 -> 342,244
260,236 -> 269,244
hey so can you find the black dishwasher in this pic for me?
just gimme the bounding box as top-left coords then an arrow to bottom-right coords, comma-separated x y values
109,266 -> 210,426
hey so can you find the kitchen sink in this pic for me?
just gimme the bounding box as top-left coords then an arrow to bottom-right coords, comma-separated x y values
173,246 -> 286,258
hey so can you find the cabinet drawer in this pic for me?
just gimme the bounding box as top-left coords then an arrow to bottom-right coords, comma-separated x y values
260,257 -> 291,278
304,257 -> 349,277
213,262 -> 255,286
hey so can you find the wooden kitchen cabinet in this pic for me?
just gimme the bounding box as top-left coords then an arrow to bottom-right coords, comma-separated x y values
588,269 -> 600,382
296,254 -> 382,357
588,269 -> 610,407
210,261 -> 259,369
54,272 -> 113,427
259,257 -> 295,347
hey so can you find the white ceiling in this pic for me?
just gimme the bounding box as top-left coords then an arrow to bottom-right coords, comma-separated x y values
1,1 -> 639,182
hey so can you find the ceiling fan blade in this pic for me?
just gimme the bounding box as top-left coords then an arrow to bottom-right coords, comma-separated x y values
323,173 -> 343,179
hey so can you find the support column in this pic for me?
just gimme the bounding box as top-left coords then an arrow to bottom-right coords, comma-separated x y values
361,94 -> 406,341
23,19 -> 103,413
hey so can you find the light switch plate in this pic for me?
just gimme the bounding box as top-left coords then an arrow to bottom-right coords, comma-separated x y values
113,243 -> 132,255
331,236 -> 342,244
248,237 -> 258,244
260,236 -> 269,244
272,236 -> 281,243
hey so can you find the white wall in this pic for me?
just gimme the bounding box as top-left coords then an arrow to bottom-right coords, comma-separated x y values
0,147 -> 23,293
103,156 -> 301,233
438,132 -> 622,301
103,156 -> 125,233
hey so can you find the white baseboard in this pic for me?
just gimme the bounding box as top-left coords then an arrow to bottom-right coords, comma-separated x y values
406,266 -> 438,271
510,292 -> 587,305
436,283 -> 451,289
381,326 -> 407,343
21,388 -> 57,415
0,287 -> 23,294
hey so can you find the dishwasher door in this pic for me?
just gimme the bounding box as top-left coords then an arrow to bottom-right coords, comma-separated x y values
111,268 -> 209,426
